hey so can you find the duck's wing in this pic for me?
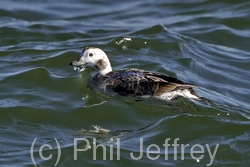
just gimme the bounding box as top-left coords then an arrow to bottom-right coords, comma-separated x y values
105,70 -> 154,96
143,71 -> 197,96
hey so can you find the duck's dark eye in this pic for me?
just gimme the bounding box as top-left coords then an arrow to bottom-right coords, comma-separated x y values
89,53 -> 93,57
77,58 -> 81,61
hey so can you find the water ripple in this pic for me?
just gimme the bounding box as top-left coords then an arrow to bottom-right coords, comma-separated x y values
1,0 -> 250,166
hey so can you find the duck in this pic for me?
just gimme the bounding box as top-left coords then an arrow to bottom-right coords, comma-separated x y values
69,46 -> 201,101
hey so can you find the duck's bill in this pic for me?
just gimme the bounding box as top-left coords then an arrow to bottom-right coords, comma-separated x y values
69,60 -> 86,72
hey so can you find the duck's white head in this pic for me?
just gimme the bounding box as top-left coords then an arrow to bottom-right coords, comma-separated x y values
69,47 -> 112,75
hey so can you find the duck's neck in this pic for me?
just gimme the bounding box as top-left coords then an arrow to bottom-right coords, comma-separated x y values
95,58 -> 112,76
100,65 -> 112,75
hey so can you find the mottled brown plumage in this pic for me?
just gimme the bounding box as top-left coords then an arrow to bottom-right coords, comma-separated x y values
89,68 -> 198,98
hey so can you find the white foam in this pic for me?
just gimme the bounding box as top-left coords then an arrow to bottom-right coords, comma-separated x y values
73,66 -> 85,72
74,125 -> 111,135
90,125 -> 111,134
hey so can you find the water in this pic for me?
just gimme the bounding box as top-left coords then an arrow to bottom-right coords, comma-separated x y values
0,0 -> 250,166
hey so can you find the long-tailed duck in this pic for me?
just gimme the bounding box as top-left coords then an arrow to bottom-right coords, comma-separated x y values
69,46 -> 201,100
